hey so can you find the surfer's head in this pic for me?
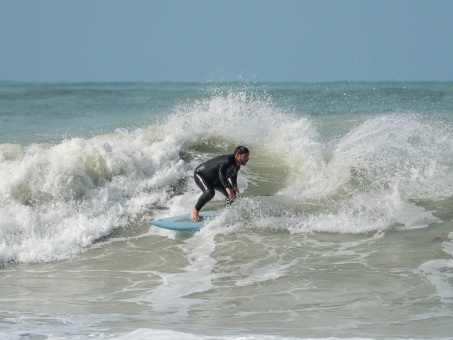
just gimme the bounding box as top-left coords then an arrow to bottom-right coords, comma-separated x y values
234,146 -> 249,166
234,146 -> 249,155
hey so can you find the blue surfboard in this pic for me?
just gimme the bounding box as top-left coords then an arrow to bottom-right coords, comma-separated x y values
149,210 -> 218,231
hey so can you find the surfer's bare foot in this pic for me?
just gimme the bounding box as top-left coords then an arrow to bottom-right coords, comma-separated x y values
191,208 -> 200,222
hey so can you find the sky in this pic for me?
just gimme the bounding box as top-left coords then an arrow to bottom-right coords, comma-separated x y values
1,0 -> 452,83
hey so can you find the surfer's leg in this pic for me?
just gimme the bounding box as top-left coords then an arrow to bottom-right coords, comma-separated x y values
194,173 -> 215,213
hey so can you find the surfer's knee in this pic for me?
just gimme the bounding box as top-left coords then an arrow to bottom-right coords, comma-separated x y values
208,189 -> 215,200
201,189 -> 215,203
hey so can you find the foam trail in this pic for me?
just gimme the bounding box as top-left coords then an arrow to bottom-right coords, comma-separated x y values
419,232 -> 453,303
133,233 -> 217,318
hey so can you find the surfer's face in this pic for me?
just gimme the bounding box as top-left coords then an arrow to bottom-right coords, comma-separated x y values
236,153 -> 249,166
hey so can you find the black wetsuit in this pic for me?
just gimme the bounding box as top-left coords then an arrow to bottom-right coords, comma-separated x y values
194,154 -> 240,211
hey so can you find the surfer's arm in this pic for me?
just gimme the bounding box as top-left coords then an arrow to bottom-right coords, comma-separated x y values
219,162 -> 237,201
218,162 -> 231,189
230,174 -> 239,195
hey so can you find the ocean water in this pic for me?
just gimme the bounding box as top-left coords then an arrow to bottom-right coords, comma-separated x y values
1,81 -> 453,339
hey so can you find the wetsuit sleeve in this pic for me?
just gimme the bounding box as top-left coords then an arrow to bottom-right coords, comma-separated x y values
218,161 -> 232,189
230,174 -> 238,188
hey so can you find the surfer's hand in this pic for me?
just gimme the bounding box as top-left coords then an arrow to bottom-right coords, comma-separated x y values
226,187 -> 235,202
234,187 -> 240,196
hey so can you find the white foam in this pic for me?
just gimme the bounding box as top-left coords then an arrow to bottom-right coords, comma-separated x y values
0,128 -> 186,264
281,114 -> 452,233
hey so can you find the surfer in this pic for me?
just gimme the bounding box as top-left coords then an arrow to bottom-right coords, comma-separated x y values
191,146 -> 250,221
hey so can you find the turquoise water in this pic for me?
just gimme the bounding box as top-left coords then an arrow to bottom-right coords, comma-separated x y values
1,82 -> 453,339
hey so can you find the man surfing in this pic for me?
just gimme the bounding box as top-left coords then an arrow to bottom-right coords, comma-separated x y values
191,146 -> 250,221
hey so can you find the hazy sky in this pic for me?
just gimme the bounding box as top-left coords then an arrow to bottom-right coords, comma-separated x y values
1,0 -> 452,83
